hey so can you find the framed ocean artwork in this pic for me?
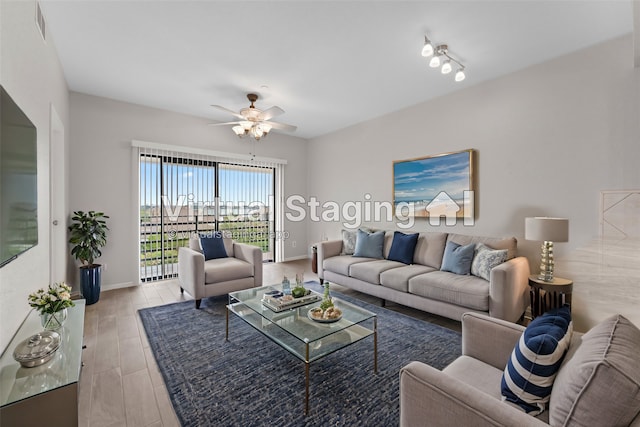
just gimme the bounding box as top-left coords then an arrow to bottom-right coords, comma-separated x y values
393,149 -> 475,220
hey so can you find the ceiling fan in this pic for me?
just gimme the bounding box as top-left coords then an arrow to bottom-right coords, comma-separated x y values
210,93 -> 297,140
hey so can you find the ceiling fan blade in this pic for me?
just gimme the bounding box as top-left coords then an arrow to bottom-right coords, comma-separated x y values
266,121 -> 297,132
210,105 -> 244,120
258,106 -> 285,121
208,121 -> 242,127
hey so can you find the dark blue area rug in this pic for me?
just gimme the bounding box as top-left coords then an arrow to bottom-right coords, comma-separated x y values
138,282 -> 461,426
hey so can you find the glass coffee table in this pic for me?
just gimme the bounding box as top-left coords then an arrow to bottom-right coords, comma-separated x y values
226,284 -> 377,415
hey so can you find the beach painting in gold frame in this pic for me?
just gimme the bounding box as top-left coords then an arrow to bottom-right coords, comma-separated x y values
393,149 -> 475,219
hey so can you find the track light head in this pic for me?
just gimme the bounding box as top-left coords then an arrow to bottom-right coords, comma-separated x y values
421,35 -> 434,57
455,67 -> 466,82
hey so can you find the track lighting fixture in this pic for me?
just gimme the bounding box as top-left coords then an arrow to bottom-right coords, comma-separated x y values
421,35 -> 466,82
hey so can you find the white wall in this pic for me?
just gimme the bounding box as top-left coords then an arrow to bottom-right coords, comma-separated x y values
0,0 -> 70,352
307,35 -> 640,264
68,93 -> 309,289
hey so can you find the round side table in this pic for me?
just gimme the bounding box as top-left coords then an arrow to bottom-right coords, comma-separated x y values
528,275 -> 573,319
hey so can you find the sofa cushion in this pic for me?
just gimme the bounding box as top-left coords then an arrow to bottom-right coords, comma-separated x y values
200,233 -> 228,260
444,356 -> 550,424
380,265 -> 436,292
408,271 -> 489,311
471,243 -> 508,281
447,233 -> 518,260
440,241 -> 475,275
323,255 -> 374,276
501,306 -> 572,415
413,232 -> 448,269
550,314 -> 640,426
204,257 -> 253,284
353,229 -> 385,259
350,259 -> 405,284
387,231 -> 419,264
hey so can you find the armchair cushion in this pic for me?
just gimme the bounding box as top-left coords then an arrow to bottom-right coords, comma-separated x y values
200,233 -> 228,260
203,257 -> 254,284
550,314 -> 640,426
501,306 -> 572,415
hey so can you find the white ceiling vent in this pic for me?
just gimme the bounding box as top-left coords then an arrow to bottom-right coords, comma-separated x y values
35,2 -> 46,41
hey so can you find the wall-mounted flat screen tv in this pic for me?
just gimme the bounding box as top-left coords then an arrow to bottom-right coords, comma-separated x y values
0,86 -> 38,268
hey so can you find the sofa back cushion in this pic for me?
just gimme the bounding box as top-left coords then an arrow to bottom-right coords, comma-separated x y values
413,232 -> 448,269
447,233 -> 517,260
549,314 -> 640,426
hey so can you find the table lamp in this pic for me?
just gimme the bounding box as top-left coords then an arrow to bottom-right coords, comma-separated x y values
525,217 -> 569,282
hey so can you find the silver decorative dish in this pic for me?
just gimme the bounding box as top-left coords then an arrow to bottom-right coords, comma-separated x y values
13,331 -> 61,368
307,308 -> 343,323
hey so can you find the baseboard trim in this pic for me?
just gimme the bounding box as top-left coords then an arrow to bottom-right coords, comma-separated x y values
282,255 -> 311,262
101,281 -> 135,291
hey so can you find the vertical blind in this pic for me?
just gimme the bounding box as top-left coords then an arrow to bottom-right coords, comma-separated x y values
135,141 -> 285,282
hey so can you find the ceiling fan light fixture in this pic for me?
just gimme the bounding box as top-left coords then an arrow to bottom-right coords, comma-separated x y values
232,125 -> 246,136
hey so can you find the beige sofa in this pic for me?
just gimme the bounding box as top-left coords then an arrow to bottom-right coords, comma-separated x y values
400,312 -> 640,426
178,236 -> 262,308
317,232 -> 530,322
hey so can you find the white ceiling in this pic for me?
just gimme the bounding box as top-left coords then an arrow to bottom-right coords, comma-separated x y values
40,1 -> 635,139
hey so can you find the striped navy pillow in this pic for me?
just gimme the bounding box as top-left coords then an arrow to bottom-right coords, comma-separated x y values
501,306 -> 573,415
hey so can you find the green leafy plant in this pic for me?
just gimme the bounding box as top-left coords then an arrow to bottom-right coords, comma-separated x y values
68,211 -> 109,267
320,282 -> 334,311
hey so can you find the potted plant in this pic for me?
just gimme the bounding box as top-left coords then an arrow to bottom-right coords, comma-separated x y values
68,211 -> 109,305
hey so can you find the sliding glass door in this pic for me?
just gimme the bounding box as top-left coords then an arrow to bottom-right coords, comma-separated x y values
139,153 -> 275,282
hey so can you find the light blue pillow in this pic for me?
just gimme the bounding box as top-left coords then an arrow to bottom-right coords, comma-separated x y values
353,229 -> 385,259
501,306 -> 573,415
440,241 -> 475,275
471,243 -> 508,281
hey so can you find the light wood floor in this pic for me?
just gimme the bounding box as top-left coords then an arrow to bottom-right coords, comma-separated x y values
79,259 -> 461,427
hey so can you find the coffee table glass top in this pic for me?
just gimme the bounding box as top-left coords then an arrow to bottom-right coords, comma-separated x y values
227,284 -> 376,363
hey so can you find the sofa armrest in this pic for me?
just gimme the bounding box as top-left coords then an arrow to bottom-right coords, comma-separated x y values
488,256 -> 530,322
400,361 -> 546,427
178,246 -> 205,299
233,242 -> 263,286
317,239 -> 343,280
461,312 -> 524,371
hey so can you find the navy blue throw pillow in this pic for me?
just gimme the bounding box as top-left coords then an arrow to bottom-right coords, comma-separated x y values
440,241 -> 475,275
387,232 -> 419,264
501,306 -> 573,415
200,233 -> 228,261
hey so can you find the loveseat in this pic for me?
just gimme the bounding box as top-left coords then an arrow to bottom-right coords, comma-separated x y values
178,235 -> 262,308
317,231 -> 530,322
399,312 -> 640,426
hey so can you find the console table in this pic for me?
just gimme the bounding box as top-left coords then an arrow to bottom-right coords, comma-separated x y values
0,300 -> 85,426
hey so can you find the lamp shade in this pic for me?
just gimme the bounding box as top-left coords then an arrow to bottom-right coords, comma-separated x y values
525,217 -> 569,242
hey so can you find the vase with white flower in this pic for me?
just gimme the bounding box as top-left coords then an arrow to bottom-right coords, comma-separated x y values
28,282 -> 75,330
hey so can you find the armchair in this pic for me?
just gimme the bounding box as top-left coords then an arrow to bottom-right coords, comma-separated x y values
178,236 -> 263,308
400,312 -> 640,426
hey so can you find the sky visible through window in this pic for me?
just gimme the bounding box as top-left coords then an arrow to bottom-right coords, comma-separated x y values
140,158 -> 273,208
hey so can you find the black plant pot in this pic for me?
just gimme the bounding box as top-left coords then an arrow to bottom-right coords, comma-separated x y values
80,265 -> 102,305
